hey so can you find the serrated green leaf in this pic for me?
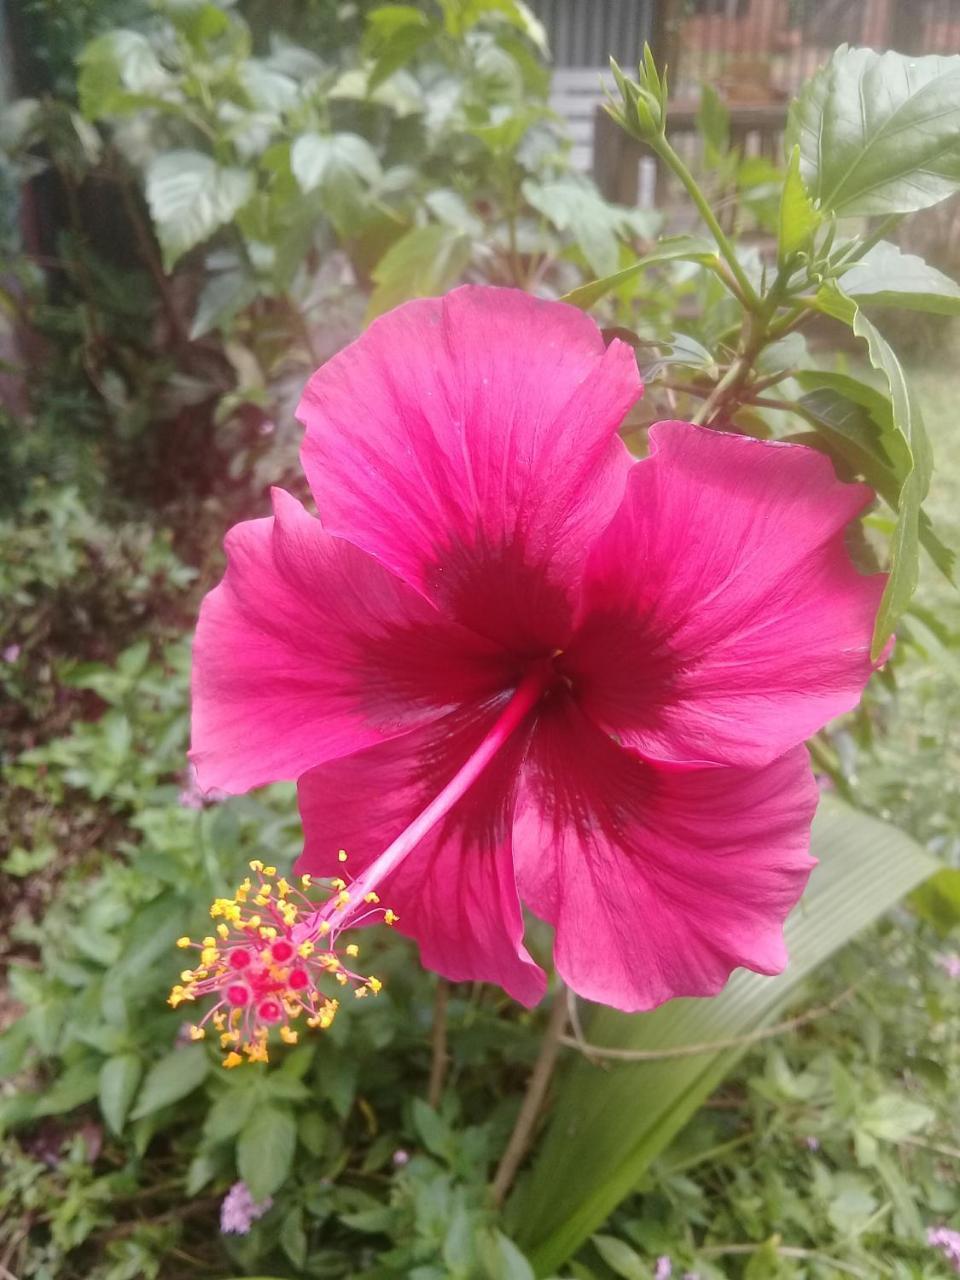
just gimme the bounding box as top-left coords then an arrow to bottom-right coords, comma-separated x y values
787,47 -> 960,216
130,1045 -> 209,1118
99,1053 -> 142,1135
839,240 -> 960,313
146,151 -> 254,268
511,799 -> 937,1274
778,144 -> 821,264
237,1105 -> 297,1200
291,131 -> 381,193
78,30 -> 172,119
523,179 -> 655,278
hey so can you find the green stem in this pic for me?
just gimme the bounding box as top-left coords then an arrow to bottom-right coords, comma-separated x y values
649,132 -> 761,310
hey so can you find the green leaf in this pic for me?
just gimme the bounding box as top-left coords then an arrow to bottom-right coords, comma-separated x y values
510,799 -> 937,1275
237,1105 -> 297,1200
839,240 -> 960,313
561,236 -> 717,310
411,1098 -> 452,1158
367,224 -> 471,320
811,285 -> 933,656
477,1228 -> 535,1280
78,30 -> 172,119
910,867 -> 960,934
778,144 -> 821,264
130,1045 -> 209,1118
523,179 -> 654,278
146,151 -> 254,268
696,82 -> 730,161
204,1083 -> 258,1142
98,1053 -> 142,1135
280,1205 -> 308,1269
793,370 -> 954,583
33,1060 -> 101,1117
592,1235 -> 647,1280
291,132 -> 382,193
787,47 -> 960,216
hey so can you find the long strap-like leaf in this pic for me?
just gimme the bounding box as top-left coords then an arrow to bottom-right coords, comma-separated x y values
508,798 -> 938,1275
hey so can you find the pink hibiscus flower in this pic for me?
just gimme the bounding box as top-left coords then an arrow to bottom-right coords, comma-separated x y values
191,286 -> 884,1013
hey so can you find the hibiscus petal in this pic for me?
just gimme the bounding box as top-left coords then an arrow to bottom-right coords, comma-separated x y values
298,285 -> 641,650
514,699 -> 818,1011
191,488 -> 510,793
296,701 -> 546,1007
569,421 -> 885,768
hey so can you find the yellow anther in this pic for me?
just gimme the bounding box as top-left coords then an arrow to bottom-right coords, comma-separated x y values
300,873 -> 312,888
216,923 -> 229,940
220,1030 -> 240,1047
298,941 -> 315,957
318,921 -> 331,936
213,1012 -> 226,1030
338,849 -> 348,862
235,885 -> 249,903
367,976 -> 382,994
263,865 -> 277,877
355,987 -> 368,999
253,896 -> 269,907
336,972 -> 349,986
331,878 -> 346,891
259,926 -> 277,940
176,936 -> 192,949
248,915 -> 261,928
280,1026 -> 299,1045
222,1051 -> 243,1069
277,878 -> 291,898
345,944 -> 359,958
202,936 -> 215,947
245,1039 -> 269,1063
260,883 -> 273,896
249,860 -> 264,872
384,909 -> 398,925
364,892 -> 380,904
200,947 -> 218,966
337,890 -> 351,907
180,969 -> 196,983
189,1025 -> 206,1041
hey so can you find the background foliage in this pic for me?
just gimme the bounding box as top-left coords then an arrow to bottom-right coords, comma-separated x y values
3,4 -> 960,1278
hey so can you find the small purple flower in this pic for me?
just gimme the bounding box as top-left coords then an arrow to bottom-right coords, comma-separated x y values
392,1148 -> 410,1167
654,1258 -> 672,1280
220,1181 -> 272,1235
804,1135 -> 821,1151
2,644 -> 21,663
937,953 -> 960,980
929,1226 -> 960,1273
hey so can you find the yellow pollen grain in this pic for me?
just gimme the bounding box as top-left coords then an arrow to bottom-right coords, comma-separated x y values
364,892 -> 380,904
249,860 -> 264,872
338,849 -> 348,862
345,944 -> 359,957
176,936 -> 191,948
222,1051 -> 243,1068
298,941 -> 315,957
263,865 -> 277,876
189,1025 -> 205,1040
280,1026 -> 298,1044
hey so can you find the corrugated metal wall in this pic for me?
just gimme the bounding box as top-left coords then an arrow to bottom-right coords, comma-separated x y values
529,0 -> 656,66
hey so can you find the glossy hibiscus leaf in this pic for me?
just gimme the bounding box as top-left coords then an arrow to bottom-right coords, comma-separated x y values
787,47 -> 960,216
